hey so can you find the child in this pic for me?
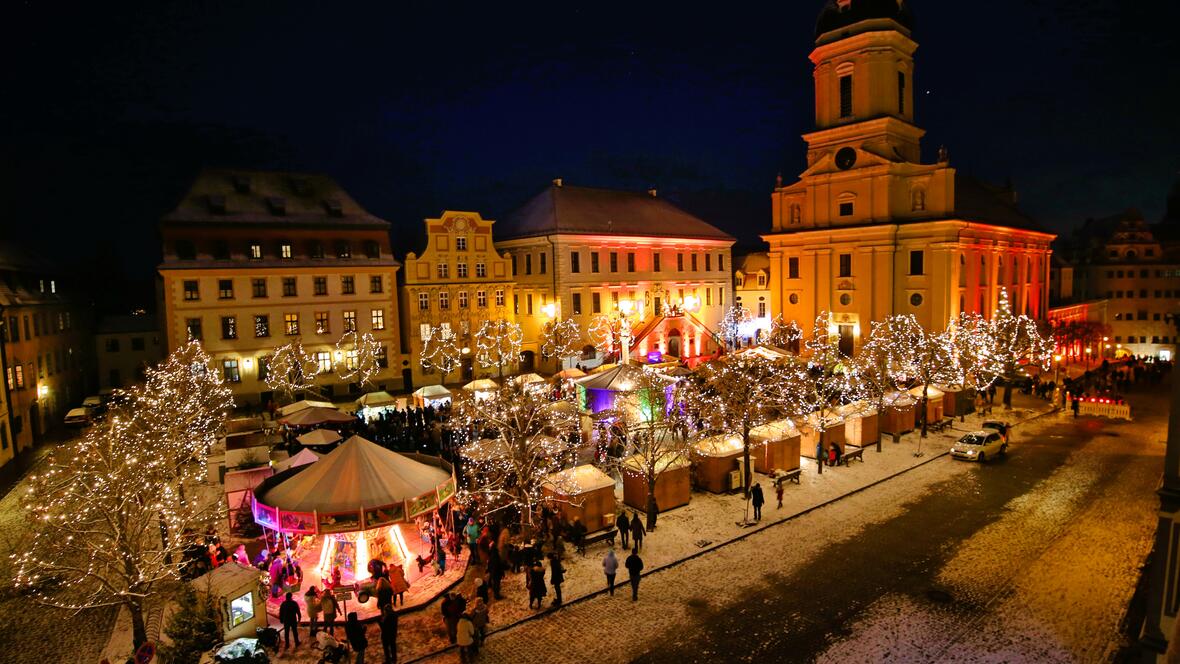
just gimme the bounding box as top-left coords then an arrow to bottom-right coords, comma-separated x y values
776,480 -> 784,509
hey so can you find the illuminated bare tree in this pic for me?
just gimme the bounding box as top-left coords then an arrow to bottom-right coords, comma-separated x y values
266,339 -> 322,402
336,331 -> 383,388
540,318 -> 582,371
989,288 -> 1054,408
420,325 -> 463,383
718,305 -> 753,351
872,314 -> 959,444
474,318 -> 523,379
794,314 -> 866,462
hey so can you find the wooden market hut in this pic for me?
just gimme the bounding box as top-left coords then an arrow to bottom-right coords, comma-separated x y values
749,419 -> 802,474
939,385 -> 975,418
839,402 -> 879,448
542,464 -> 618,533
908,385 -> 946,425
879,390 -> 917,435
620,452 -> 691,512
411,384 -> 453,408
691,434 -> 746,493
190,562 -> 267,641
798,412 -> 847,458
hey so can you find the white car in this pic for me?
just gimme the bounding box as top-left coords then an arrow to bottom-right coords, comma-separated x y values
950,430 -> 1006,462
63,407 -> 93,428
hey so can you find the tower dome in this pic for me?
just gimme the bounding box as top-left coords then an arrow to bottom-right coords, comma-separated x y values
816,0 -> 914,39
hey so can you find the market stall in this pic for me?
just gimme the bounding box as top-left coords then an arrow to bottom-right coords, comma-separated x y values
691,434 -> 745,493
411,384 -> 452,408
278,406 -> 355,428
798,413 -> 847,458
839,402 -> 879,448
575,364 -> 674,415
510,373 -> 548,393
295,428 -> 343,451
190,562 -> 267,641
462,378 -> 499,401
620,452 -> 691,512
879,390 -> 917,435
748,419 -> 802,474
277,400 -> 335,417
542,465 -> 618,533
908,385 -> 946,425
355,391 -> 403,422
939,385 -> 975,418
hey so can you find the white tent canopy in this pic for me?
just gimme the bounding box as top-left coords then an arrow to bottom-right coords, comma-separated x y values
355,391 -> 398,407
262,435 -> 450,514
274,447 -> 322,472
295,429 -> 342,446
278,400 -> 335,417
463,378 -> 500,392
412,385 -> 452,399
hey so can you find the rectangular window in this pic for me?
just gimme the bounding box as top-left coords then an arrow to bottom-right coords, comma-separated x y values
540,253 -> 547,274
284,313 -> 299,335
418,293 -> 430,311
456,236 -> 467,251
251,278 -> 268,298
309,241 -> 324,259
457,262 -> 468,278
592,292 -> 602,314
706,289 -> 712,306
342,310 -> 357,332
571,252 -> 580,273
525,254 -> 532,275
1138,311 -> 1148,321
677,254 -> 684,271
105,338 -> 120,353
513,294 -> 519,315
217,279 -> 233,299
315,351 -> 332,374
336,242 -> 351,259
839,74 -> 853,118
183,280 -> 200,301
282,277 -> 297,297
376,345 -> 388,368
839,202 -> 854,216
572,293 -> 582,315
257,357 -> 270,382
13,365 -> 24,388
221,316 -> 237,339
254,315 -> 270,338
314,277 -> 328,295
653,254 -> 661,272
315,312 -> 330,334
438,263 -> 449,279
526,294 -> 534,315
691,254 -> 698,271
371,309 -> 385,330
719,287 -> 724,307
788,257 -> 800,279
249,243 -> 262,260
477,290 -> 487,307
475,262 -> 486,278
495,289 -> 505,307
759,301 -> 767,318
439,292 -> 450,310
898,71 -> 906,115
280,243 -> 292,259
222,359 -> 241,383
705,254 -> 712,271
186,318 -> 203,341
370,276 -> 383,293
511,255 -> 517,275
627,253 -> 636,272
341,276 -> 355,294
458,291 -> 469,308
610,252 -> 618,273
591,253 -> 600,273
719,254 -> 724,271
7,317 -> 17,342
839,254 -> 852,278
909,250 -> 924,275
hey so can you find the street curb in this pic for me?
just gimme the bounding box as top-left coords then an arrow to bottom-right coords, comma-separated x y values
402,404 -> 1055,663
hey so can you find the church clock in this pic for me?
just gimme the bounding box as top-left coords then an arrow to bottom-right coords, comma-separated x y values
835,147 -> 857,170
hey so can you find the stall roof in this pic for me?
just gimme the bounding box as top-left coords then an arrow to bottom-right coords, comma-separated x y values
279,407 -> 354,427
190,562 -> 263,596
546,464 -> 615,494
277,400 -> 335,416
621,451 -> 691,473
463,378 -> 500,392
274,448 -> 322,472
260,435 -> 450,514
576,364 -> 674,391
908,385 -> 946,399
412,385 -> 452,398
749,419 -> 801,442
694,434 -> 745,457
883,390 -> 917,407
837,401 -> 878,418
511,373 -> 546,385
355,391 -> 398,407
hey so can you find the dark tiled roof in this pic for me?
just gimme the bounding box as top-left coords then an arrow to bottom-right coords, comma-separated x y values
953,174 -> 1045,232
498,184 -> 735,242
162,169 -> 389,229
816,0 -> 914,39
97,314 -> 159,335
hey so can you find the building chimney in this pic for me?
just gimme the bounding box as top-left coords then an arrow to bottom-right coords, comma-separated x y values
552,177 -> 563,187
648,187 -> 658,197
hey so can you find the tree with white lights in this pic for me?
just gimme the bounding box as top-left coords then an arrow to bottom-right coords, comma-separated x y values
794,314 -> 866,461
474,318 -> 523,379
336,331 -> 383,388
588,314 -> 626,362
988,288 -> 1054,408
456,382 -> 580,526
718,305 -> 753,351
950,312 -> 1002,392
765,314 -> 803,353
420,325 -> 463,384
540,318 -> 582,371
872,314 -> 959,443
855,319 -> 914,437
265,338 -> 322,402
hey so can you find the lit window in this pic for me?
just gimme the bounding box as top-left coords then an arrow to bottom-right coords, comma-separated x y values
254,315 -> 269,338
418,293 -> 429,310
371,309 -> 385,330
343,310 -> 357,332
249,243 -> 262,259
336,242 -> 351,259
218,280 -> 234,299
315,312 -> 330,334
315,351 -> 332,374
475,262 -> 486,278
456,236 -> 467,251
222,359 -> 241,383
280,243 -> 292,259
186,318 -> 203,341
477,290 -> 487,307
458,291 -> 469,308
183,280 -> 200,301
284,313 -> 299,335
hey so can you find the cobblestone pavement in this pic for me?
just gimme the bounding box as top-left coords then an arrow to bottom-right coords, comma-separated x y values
417,395 -> 1162,664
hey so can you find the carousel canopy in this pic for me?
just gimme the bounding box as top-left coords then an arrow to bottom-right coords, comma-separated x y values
355,391 -> 398,407
554,367 -> 586,380
576,364 -> 674,392
274,447 -> 322,472
277,399 -> 335,416
412,384 -> 452,399
546,464 -> 615,494
295,428 -> 342,446
463,378 -> 500,392
279,406 -> 354,427
261,435 -> 450,514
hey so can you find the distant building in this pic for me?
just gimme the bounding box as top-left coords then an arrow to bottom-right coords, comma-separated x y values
0,244 -> 92,463
762,0 -> 1054,353
95,314 -> 164,390
399,211 -> 515,387
734,252 -> 773,343
495,181 -> 735,367
158,170 -> 403,406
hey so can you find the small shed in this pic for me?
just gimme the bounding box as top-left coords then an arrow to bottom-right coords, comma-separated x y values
908,385 -> 946,424
749,419 -> 802,474
879,390 -> 917,435
939,386 -> 975,417
190,562 -> 266,641
411,384 -> 453,408
799,413 -> 847,458
620,452 -> 691,512
839,402 -> 879,448
691,434 -> 746,493
543,465 -> 618,532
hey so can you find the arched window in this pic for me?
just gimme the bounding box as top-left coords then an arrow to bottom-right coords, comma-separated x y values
789,203 -> 801,224
997,256 -> 1005,285
911,187 -> 926,211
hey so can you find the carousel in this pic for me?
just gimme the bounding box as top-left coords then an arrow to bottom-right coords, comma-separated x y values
251,435 -> 457,619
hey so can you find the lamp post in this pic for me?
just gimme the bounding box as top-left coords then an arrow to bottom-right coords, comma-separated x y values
1085,347 -> 1092,370
617,299 -> 636,365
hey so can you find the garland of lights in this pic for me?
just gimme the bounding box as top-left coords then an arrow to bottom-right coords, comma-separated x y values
265,338 -> 322,400
335,331 -> 382,387
473,319 -> 523,379
420,325 -> 463,381
540,318 -> 581,361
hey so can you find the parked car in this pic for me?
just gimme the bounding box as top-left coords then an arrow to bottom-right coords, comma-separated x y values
981,420 -> 1010,444
63,407 -> 93,428
950,430 -> 1006,462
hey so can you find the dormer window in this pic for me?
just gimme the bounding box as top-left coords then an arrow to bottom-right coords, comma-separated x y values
309,241 -> 324,259
336,241 -> 351,259
266,196 -> 287,215
364,240 -> 380,259
757,274 -> 766,287
213,240 -> 230,260
324,199 -> 343,217
279,242 -> 293,259
249,243 -> 263,260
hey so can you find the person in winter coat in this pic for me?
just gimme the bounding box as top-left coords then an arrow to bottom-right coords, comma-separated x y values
602,548 -> 619,596
464,518 -> 481,562
305,587 -> 322,637
815,441 -> 824,474
375,575 -> 393,610
469,596 -> 489,644
527,559 -> 547,609
456,612 -> 477,663
269,556 -> 285,598
625,548 -> 644,601
616,511 -> 630,549
751,482 -> 765,521
344,612 -> 367,664
320,589 -> 339,636
278,592 -> 302,649
833,442 -> 843,466
388,563 -> 410,606
776,480 -> 784,509
441,592 -> 462,643
646,495 -> 659,531
487,547 -> 505,599
474,577 -> 490,604
379,604 -> 398,664
827,444 -> 837,466
549,553 -> 565,606
629,512 -> 646,552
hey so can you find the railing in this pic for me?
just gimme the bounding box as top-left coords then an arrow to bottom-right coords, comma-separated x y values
1078,400 -> 1132,420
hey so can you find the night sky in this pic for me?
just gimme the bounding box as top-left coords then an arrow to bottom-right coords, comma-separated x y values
3,1 -> 1178,312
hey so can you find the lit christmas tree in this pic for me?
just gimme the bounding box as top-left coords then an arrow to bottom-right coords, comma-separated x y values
474,318 -> 524,379
718,305 -> 753,351
949,311 -> 1002,392
870,313 -> 959,444
765,314 -> 804,352
988,287 -> 1054,408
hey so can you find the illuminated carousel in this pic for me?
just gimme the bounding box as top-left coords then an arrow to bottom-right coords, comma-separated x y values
252,435 -> 458,620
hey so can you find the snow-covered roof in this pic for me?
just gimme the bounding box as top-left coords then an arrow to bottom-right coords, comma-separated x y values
621,451 -> 691,473
279,406 -> 354,427
546,464 -> 615,494
694,434 -> 745,457
190,562 -> 264,597
837,401 -> 878,418
277,400 -> 335,416
749,419 -> 800,442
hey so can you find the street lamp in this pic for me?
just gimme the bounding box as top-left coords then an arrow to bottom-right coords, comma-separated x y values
1084,347 -> 1092,369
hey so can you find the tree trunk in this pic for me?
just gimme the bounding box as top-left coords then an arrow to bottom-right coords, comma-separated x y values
645,484 -> 657,531
1003,381 -> 1014,409
742,433 -> 752,523
128,598 -> 148,652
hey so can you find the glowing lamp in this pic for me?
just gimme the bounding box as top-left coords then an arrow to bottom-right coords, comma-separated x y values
37,384 -> 48,398
243,357 -> 254,370
618,299 -> 634,315
461,347 -> 471,355
542,302 -> 558,319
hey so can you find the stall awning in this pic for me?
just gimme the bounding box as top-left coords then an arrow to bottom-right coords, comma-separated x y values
412,385 -> 452,399
279,407 -> 354,427
546,464 -> 615,495
462,378 -> 500,392
277,400 -> 335,417
355,391 -> 398,407
296,429 -> 343,446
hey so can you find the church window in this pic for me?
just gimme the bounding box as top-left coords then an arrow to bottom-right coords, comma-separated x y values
839,202 -> 853,217
839,74 -> 853,118
789,204 -> 801,224
838,253 -> 852,278
898,71 -> 906,115
788,257 -> 799,279
909,250 -> 924,276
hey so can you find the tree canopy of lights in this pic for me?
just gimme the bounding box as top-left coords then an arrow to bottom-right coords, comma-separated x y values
950,312 -> 1002,392
474,318 -> 523,379
420,324 -> 462,382
855,319 -> 915,427
796,313 -> 867,444
588,314 -> 626,362
540,318 -> 581,369
871,313 -> 958,442
765,314 -> 803,352
718,305 -> 753,350
336,330 -> 382,388
266,338 -> 322,402
455,382 -> 580,526
12,340 -> 231,650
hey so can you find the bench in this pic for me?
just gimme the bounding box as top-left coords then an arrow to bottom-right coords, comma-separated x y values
841,447 -> 865,465
928,417 -> 954,433
775,468 -> 802,485
576,529 -> 616,555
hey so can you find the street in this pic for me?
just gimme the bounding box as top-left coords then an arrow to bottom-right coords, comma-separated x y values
440,391 -> 1163,664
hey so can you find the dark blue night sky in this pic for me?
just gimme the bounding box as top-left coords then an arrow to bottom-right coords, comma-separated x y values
2,1 -> 1178,310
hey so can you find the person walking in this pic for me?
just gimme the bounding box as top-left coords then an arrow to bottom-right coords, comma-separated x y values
389,563 -> 410,606
1071,394 -> 1080,418
456,612 -> 477,663
751,481 -> 765,521
549,553 -> 565,606
645,495 -> 659,531
441,592 -> 462,643
470,596 -> 489,646
815,440 -> 824,475
527,558 -> 547,609
625,548 -> 644,602
615,510 -> 630,550
775,480 -> 784,510
320,588 -> 339,636
464,517 -> 481,563
344,612 -> 367,664
375,574 -> 393,611
487,546 -> 505,600
278,592 -> 302,650
378,604 -> 398,664
629,511 -> 646,552
602,548 -> 618,596
305,587 -> 321,638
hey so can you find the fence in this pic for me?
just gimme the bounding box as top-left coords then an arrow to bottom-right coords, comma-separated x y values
1078,400 -> 1132,420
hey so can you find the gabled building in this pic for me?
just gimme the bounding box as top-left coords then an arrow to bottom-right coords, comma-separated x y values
158,170 -> 402,406
95,313 -> 164,390
495,181 -> 736,367
763,0 -> 1054,353
399,211 -> 515,387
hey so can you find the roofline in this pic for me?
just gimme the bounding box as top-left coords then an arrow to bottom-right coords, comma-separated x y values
763,218 -> 1056,243
496,231 -> 736,244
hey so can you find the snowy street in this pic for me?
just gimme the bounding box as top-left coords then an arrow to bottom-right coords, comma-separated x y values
422,390 -> 1163,664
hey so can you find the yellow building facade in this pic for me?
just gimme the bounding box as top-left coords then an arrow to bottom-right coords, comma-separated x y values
399,211 -> 515,387
158,170 -> 403,406
763,1 -> 1054,352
